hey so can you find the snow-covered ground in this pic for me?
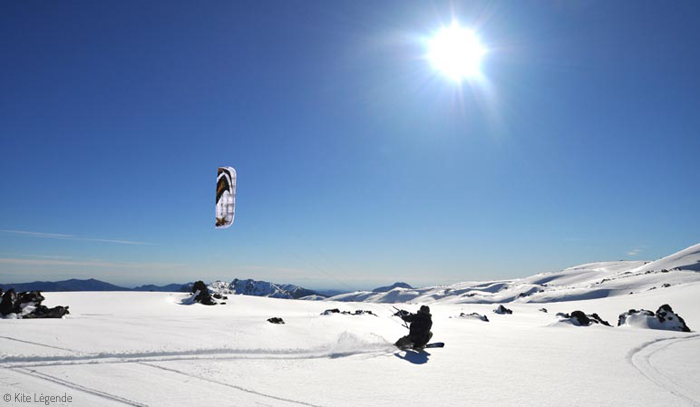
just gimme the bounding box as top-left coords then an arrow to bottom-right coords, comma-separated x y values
1,244 -> 699,406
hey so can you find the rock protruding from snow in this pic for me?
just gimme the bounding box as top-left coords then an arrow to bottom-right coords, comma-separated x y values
267,317 -> 285,324
0,289 -> 16,315
0,289 -> 70,319
189,281 -> 217,306
455,312 -> 489,322
493,305 -> 513,315
617,304 -> 691,332
23,305 -> 70,319
372,282 -> 413,293
556,311 -> 611,327
320,308 -> 375,316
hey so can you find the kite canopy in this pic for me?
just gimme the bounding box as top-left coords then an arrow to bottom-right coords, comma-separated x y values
216,167 -> 236,228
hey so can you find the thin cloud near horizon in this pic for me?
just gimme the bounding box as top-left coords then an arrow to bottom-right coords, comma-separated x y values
0,229 -> 152,246
627,248 -> 643,257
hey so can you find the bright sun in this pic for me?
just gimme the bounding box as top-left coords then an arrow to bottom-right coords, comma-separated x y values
428,24 -> 486,82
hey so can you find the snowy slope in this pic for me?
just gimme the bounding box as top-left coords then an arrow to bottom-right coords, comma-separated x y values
330,243 -> 700,304
1,284 -> 699,406
1,244 -> 699,407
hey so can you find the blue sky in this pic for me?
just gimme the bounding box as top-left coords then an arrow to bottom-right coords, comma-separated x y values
1,1 -> 699,290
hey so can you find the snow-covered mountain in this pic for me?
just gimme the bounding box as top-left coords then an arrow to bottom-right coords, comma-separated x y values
329,243 -> 700,304
372,282 -> 413,293
207,278 -> 322,299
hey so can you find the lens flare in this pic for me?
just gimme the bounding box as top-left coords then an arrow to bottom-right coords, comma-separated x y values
428,24 -> 486,82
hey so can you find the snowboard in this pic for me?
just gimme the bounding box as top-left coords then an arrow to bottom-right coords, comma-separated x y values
424,342 -> 445,348
395,340 -> 445,351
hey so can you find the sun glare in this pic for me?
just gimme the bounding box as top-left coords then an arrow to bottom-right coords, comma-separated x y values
428,24 -> 486,82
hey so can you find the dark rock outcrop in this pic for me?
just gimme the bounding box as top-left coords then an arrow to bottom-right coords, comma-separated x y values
14,291 -> 46,313
321,308 -> 375,316
556,310 -> 610,326
23,305 -> 70,319
191,281 -> 216,306
191,281 -> 207,294
0,289 -> 69,319
267,317 -> 285,324
493,305 -> 513,315
457,312 -> 489,322
1,289 -> 16,316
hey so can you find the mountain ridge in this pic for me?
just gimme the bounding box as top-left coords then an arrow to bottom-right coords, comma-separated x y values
328,243 -> 700,304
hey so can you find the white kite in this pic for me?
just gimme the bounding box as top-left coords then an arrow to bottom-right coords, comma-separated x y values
216,167 -> 236,228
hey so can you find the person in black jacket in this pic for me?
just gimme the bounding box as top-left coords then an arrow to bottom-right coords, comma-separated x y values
395,305 -> 433,349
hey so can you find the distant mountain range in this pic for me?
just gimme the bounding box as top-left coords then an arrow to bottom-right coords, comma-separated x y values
0,279 -> 192,293
0,278 -> 332,299
132,283 -> 194,292
0,278 -> 130,292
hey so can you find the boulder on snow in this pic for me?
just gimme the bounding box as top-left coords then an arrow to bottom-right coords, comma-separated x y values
191,280 -> 208,294
1,289 -> 16,316
351,310 -> 375,316
456,312 -> 489,322
556,310 -> 611,327
14,291 -> 45,313
493,305 -> 513,315
267,317 -> 285,324
539,308 -> 548,313
23,305 -> 70,319
189,280 -> 217,305
0,289 -> 69,319
618,304 -> 691,332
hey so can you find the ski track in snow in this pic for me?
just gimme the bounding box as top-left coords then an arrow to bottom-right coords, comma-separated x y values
10,367 -> 147,406
139,362 -> 325,407
0,344 -> 396,369
1,346 -> 343,406
0,335 -> 76,352
628,334 -> 700,407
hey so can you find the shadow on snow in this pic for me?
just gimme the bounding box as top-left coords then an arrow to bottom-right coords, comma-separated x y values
394,349 -> 431,364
